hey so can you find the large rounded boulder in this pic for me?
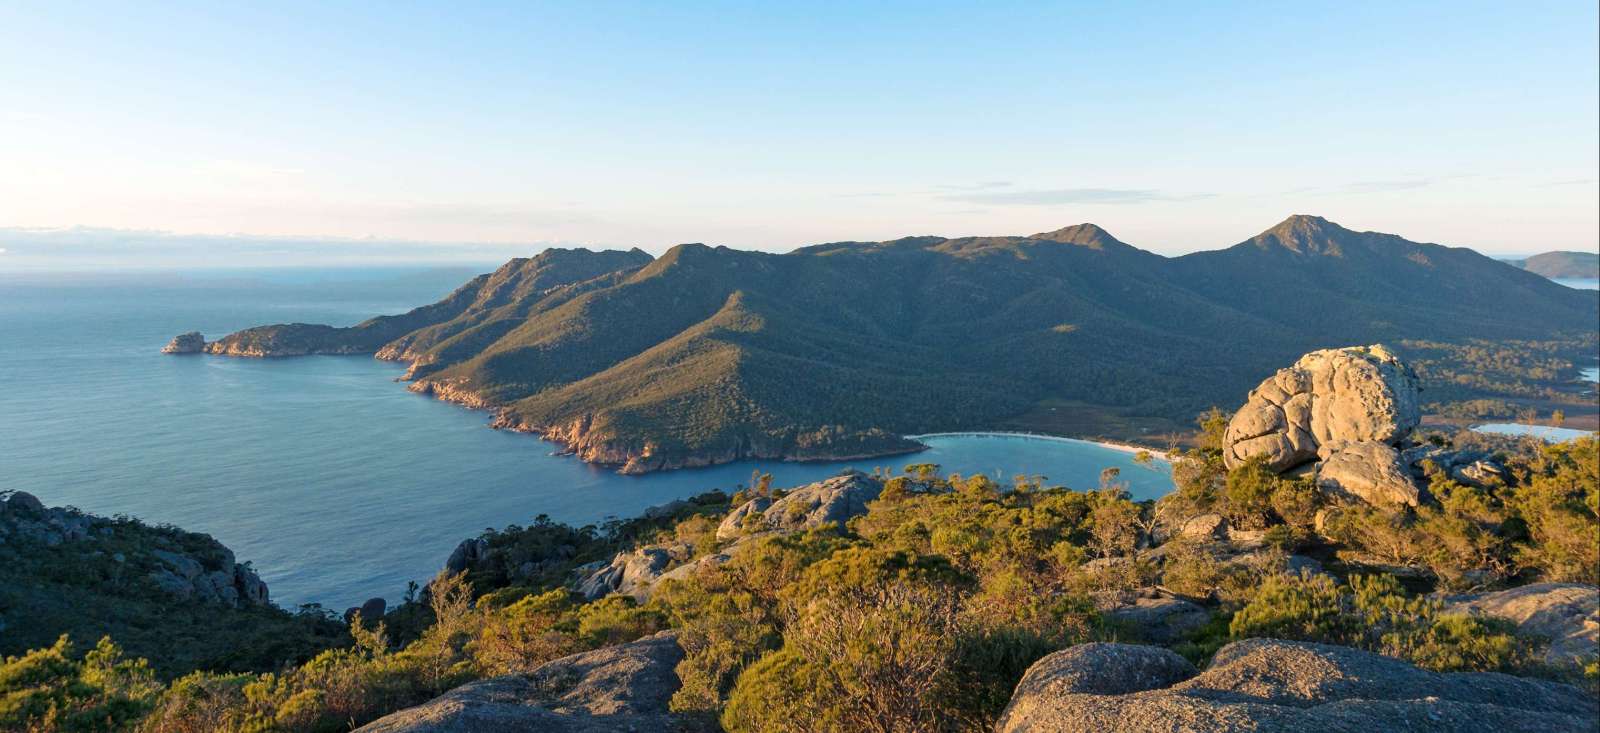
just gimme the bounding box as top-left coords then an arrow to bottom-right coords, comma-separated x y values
1224,345 -> 1420,472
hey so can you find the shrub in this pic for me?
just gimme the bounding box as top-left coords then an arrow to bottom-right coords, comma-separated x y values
1230,572 -> 1538,674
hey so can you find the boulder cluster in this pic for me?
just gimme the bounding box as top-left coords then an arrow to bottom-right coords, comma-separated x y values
1223,344 -> 1474,507
573,472 -> 884,603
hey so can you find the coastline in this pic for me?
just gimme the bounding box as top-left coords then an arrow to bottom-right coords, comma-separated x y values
904,431 -> 1175,462
185,347 -> 1180,473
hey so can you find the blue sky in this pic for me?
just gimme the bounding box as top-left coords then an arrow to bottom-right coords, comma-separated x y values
1,1 -> 1595,267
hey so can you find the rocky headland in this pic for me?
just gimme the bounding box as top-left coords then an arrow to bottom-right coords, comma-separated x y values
162,216 -> 1599,474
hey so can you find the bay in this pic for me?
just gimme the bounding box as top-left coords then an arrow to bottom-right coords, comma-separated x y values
0,268 -> 1173,609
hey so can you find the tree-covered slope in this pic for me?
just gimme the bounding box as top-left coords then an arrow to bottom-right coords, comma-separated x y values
191,216 -> 1599,471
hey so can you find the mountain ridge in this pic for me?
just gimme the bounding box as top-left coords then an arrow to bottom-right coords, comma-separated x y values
1506,250 -> 1600,279
184,216 -> 1598,472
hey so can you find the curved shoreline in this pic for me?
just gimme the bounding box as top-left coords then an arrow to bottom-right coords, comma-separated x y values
905,431 -> 1174,462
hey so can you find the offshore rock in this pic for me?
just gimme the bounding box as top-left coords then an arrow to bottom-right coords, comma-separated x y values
160,331 -> 207,354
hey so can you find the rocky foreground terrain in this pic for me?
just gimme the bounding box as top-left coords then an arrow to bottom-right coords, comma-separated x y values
0,490 -> 343,677
996,639 -> 1596,733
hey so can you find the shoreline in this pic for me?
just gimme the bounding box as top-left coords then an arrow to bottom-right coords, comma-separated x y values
905,431 -> 1175,462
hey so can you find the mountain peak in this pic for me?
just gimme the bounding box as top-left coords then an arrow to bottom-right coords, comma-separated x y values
1029,223 -> 1126,250
1249,214 -> 1355,255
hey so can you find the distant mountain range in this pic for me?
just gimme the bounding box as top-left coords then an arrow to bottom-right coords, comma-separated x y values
1504,251 -> 1599,279
192,215 -> 1598,472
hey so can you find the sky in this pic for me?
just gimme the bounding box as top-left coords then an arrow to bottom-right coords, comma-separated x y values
1,1 -> 1596,269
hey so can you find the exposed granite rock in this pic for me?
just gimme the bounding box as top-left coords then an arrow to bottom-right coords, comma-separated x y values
356,631 -> 687,732
4,491 -> 45,514
997,638 -> 1595,733
234,564 -> 270,605
1224,345 -> 1421,472
1106,596 -> 1213,645
160,331 -> 206,354
149,569 -> 195,600
444,538 -> 489,574
998,642 -> 1197,729
1179,513 -> 1228,541
1440,583 -> 1599,670
1315,441 -> 1421,506
756,472 -> 883,533
2,493 -> 270,609
576,544 -> 689,601
153,548 -> 203,580
715,496 -> 772,540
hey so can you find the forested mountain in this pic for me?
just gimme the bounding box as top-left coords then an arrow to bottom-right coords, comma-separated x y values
193,215 -> 1598,472
1506,250 -> 1600,279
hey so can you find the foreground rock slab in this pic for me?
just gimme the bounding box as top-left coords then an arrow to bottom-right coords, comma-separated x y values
1441,583 -> 1600,671
357,631 -> 688,732
997,638 -> 1596,733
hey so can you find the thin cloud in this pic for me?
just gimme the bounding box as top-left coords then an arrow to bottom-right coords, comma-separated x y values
936,181 -> 1014,191
1536,178 -> 1596,187
1285,174 -> 1478,196
942,187 -> 1211,206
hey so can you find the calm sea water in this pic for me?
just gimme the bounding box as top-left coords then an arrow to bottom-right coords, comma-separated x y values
1472,423 -> 1595,442
0,268 -> 1173,609
1551,277 -> 1599,290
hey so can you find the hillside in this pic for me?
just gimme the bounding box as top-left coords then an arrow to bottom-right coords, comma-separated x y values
183,215 -> 1599,472
0,491 -> 343,677
1506,250 -> 1600,279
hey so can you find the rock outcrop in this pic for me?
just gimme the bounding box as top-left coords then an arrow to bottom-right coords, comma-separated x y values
1315,441 -> 1421,506
160,331 -> 207,354
1224,345 -> 1420,472
346,597 -> 388,625
1,491 -> 270,609
744,472 -> 883,535
1223,345 -> 1427,507
1441,583 -> 1599,671
576,473 -> 884,602
444,538 -> 489,574
356,631 -> 686,732
576,544 -> 688,601
715,496 -> 772,541
998,638 -> 1596,733
1105,596 -> 1213,645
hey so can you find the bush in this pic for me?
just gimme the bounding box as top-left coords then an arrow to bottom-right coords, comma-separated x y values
0,635 -> 160,733
1230,572 -> 1538,674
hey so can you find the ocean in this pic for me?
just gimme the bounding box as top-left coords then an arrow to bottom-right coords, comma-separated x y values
0,268 -> 1174,609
